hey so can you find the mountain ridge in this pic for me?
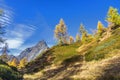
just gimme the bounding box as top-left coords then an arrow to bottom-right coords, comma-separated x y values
18,40 -> 49,62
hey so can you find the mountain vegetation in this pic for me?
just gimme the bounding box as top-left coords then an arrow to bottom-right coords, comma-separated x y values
54,19 -> 68,44
23,7 -> 120,80
0,60 -> 23,80
1,6 -> 120,80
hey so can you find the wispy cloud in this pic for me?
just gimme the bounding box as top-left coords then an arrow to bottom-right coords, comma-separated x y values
0,0 -> 36,56
4,24 -> 36,56
6,38 -> 23,49
0,0 -> 13,26
5,24 -> 36,49
8,43 -> 35,56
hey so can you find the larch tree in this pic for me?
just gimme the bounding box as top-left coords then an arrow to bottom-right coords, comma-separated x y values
10,58 -> 18,67
81,33 -> 88,43
97,21 -> 106,36
0,43 -> 9,62
69,36 -> 74,44
18,57 -> 27,69
106,7 -> 120,26
79,24 -> 88,43
54,19 -> 68,44
7,61 -> 11,66
79,24 -> 87,35
76,34 -> 81,42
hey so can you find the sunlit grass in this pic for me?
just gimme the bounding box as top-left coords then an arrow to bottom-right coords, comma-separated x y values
85,28 -> 120,61
53,43 -> 81,64
24,71 -> 43,80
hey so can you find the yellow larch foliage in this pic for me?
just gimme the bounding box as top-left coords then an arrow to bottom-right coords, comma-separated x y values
97,21 -> 106,35
106,7 -> 120,25
10,58 -> 18,67
54,18 -> 68,44
69,36 -> 74,44
76,34 -> 81,42
18,57 -> 27,69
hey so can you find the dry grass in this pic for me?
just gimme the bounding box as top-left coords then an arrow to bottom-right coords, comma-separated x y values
71,52 -> 120,80
24,49 -> 120,80
24,71 -> 43,80
24,65 -> 61,80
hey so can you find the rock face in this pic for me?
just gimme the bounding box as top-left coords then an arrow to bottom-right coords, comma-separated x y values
18,40 -> 49,62
9,55 -> 18,61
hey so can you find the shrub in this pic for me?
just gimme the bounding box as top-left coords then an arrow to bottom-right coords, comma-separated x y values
0,65 -> 23,80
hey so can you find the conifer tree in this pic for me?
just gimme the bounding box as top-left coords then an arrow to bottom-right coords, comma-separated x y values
11,58 -> 18,67
54,19 -> 68,44
97,21 -> 106,35
79,24 -> 88,43
106,7 -> 120,26
79,24 -> 87,35
76,34 -> 81,42
69,36 -> 74,44
0,43 -> 9,62
81,33 -> 88,43
7,61 -> 11,66
18,57 -> 27,69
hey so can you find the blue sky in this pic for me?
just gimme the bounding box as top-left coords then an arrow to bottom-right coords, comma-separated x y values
0,0 -> 120,56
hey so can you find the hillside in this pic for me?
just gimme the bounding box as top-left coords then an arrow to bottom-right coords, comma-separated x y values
0,60 -> 23,80
0,1 -> 120,80
23,26 -> 120,80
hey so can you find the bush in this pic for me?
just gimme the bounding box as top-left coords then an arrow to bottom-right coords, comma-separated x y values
0,65 -> 23,80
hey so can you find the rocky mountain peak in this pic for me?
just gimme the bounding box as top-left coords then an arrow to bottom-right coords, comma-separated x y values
18,40 -> 49,62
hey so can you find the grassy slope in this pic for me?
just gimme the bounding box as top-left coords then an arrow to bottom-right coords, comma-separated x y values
24,27 -> 120,80
24,42 -> 82,74
85,28 -> 120,61
53,43 -> 82,64
24,43 -> 83,80
0,60 -> 23,80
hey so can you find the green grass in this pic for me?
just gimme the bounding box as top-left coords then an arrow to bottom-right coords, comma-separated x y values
24,42 -> 82,74
53,43 -> 81,64
85,28 -> 120,61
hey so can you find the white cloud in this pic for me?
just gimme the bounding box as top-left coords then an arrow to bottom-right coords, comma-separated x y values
4,24 -> 36,56
6,38 -> 23,49
5,24 -> 35,49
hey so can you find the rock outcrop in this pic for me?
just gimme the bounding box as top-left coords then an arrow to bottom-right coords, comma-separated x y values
18,40 -> 48,62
